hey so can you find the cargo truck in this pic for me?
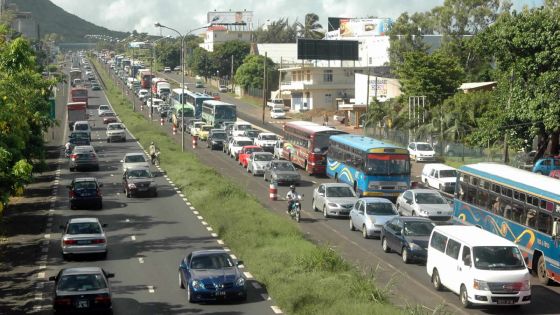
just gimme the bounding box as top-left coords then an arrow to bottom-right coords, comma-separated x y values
67,102 -> 87,130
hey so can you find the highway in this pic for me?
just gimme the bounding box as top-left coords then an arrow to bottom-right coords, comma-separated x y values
28,60 -> 279,314
121,68 -> 560,314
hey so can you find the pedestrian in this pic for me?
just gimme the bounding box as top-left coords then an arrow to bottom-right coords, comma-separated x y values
323,112 -> 329,126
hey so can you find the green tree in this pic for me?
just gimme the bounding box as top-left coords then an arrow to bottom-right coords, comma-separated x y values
156,39 -> 181,69
211,40 -> 250,79
387,12 -> 433,68
189,47 -> 215,79
234,54 -> 277,90
254,18 -> 297,43
297,13 -> 324,39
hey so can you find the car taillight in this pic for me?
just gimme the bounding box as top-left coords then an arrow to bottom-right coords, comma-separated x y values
70,154 -> 77,160
94,294 -> 111,304
96,189 -> 102,197
91,239 -> 105,244
63,239 -> 77,245
69,190 -> 76,198
54,297 -> 72,305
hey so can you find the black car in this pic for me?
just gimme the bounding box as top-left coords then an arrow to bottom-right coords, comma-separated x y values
50,267 -> 114,314
380,217 -> 435,264
67,177 -> 103,210
122,167 -> 157,198
207,129 -> 227,150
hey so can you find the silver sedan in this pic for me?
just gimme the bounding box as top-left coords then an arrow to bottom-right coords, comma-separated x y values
349,198 -> 400,238
247,152 -> 273,176
60,218 -> 107,259
312,183 -> 358,218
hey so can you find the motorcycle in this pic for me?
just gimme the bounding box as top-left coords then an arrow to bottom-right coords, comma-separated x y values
288,194 -> 303,223
151,151 -> 160,166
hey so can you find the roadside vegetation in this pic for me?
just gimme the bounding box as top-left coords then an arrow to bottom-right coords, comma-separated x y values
92,60 -> 446,315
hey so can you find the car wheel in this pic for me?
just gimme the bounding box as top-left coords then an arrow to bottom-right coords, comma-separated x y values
312,198 -> 318,212
382,237 -> 390,253
362,225 -> 369,239
69,167 -> 75,172
323,206 -> 329,218
107,138 -> 110,143
187,284 -> 194,303
126,190 -> 131,198
460,284 -> 471,308
402,247 -> 410,264
349,219 -> 355,231
431,269 -> 442,291
412,211 -> 416,216
178,271 -> 184,289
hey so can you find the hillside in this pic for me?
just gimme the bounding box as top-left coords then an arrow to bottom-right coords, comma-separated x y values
9,0 -> 127,42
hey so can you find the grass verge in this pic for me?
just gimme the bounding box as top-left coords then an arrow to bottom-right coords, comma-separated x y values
94,59 -> 408,314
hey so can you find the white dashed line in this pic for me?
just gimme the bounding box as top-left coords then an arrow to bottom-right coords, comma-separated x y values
125,219 -> 130,222
201,221 -> 208,226
211,233 -> 218,238
131,235 -> 136,241
37,272 -> 45,279
230,254 -> 237,260
182,198 -> 188,202
138,257 -> 144,264
186,202 -> 191,206
193,210 -> 199,215
147,286 -> 155,293
49,209 -> 54,212
206,227 -> 213,231
223,247 -> 231,252
217,239 -> 224,245
190,206 -> 195,210
197,216 -> 203,220
179,193 -> 185,198
271,306 -> 283,314
243,272 -> 253,279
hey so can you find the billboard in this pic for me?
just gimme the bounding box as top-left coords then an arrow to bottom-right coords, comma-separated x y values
327,17 -> 352,32
297,39 -> 359,61
339,18 -> 392,37
207,10 -> 253,30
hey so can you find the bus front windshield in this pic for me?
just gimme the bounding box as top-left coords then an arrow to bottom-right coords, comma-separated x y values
365,154 -> 410,176
215,106 -> 236,120
473,246 -> 526,270
313,132 -> 344,153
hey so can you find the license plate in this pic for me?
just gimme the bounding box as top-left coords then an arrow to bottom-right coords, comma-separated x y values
76,300 -> 89,308
496,299 -> 515,305
77,240 -> 91,245
138,187 -> 147,191
80,193 -> 92,197
216,291 -> 226,296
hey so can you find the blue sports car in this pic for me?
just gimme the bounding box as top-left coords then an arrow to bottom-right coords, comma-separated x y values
178,249 -> 247,302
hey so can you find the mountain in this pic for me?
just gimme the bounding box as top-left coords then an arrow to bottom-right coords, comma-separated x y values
8,0 -> 127,42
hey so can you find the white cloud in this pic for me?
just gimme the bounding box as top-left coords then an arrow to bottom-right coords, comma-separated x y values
51,0 -> 543,36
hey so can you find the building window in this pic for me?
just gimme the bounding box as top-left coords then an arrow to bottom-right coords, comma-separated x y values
292,72 -> 297,82
369,57 -> 372,65
306,70 -> 311,81
325,94 -> 332,105
323,70 -> 333,82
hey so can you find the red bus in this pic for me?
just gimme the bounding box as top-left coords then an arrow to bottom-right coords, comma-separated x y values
70,88 -> 88,106
282,121 -> 347,174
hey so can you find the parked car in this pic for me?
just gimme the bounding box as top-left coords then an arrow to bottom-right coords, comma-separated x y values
408,142 -> 438,162
101,111 -> 118,124
121,152 -> 149,172
163,66 -> 171,73
550,169 -> 560,179
381,216 -> 435,263
242,129 -> 261,143
219,84 -> 228,92
67,177 -> 103,210
49,267 -> 114,314
207,129 -> 227,150
69,145 -> 99,172
247,152 -> 274,176
173,66 -> 181,71
312,183 -> 358,218
98,105 -> 111,116
231,122 -> 253,137
229,137 -> 254,160
270,108 -> 286,119
106,123 -> 126,142
264,160 -> 300,185
178,249 -> 247,302
349,198 -> 400,239
60,217 -> 107,259
532,157 -> 560,175
421,163 -> 457,193
122,167 -> 157,198
396,189 -> 453,221
238,145 -> 263,168
197,125 -> 213,141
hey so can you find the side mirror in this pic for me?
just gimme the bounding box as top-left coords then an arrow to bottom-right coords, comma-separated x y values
237,260 -> 244,266
106,273 -> 115,278
49,276 -> 56,281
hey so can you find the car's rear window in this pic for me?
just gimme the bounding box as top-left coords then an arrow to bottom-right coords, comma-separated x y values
74,124 -> 89,130
74,181 -> 97,190
58,274 -> 107,291
67,222 -> 101,235
125,155 -> 145,163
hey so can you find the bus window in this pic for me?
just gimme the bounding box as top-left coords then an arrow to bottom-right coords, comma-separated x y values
537,211 -> 552,234
510,199 -> 526,225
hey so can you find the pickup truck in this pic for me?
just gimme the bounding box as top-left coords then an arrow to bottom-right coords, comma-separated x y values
254,132 -> 279,153
267,99 -> 284,109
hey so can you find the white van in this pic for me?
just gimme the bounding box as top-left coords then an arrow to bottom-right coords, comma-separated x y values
427,225 -> 531,308
72,121 -> 91,140
421,163 -> 457,193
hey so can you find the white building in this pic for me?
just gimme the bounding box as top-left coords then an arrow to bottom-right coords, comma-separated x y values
354,73 -> 401,104
200,25 -> 252,52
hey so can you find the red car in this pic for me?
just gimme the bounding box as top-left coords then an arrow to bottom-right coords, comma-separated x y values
550,169 -> 560,179
101,112 -> 118,124
238,145 -> 263,168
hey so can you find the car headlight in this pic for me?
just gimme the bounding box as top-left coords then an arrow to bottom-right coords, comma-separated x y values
191,280 -> 204,289
473,279 -> 490,291
128,183 -> 136,188
327,203 -> 339,208
520,280 -> 531,291
420,209 -> 429,215
409,243 -> 423,251
236,277 -> 245,287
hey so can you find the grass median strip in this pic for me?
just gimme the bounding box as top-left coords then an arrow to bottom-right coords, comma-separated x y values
94,60 -> 403,314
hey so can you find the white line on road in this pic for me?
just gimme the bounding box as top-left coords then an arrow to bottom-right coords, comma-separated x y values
190,206 -> 195,210
271,306 -> 283,314
197,216 -> 203,220
179,193 -> 185,198
138,257 -> 144,264
193,210 -> 199,215
37,272 -> 45,279
147,286 -> 155,293
125,219 -> 130,222
217,239 -> 224,245
230,254 -> 237,260
211,233 -> 218,238
223,247 -> 230,252
131,235 -> 136,241
206,227 -> 213,231
182,198 -> 188,202
186,202 -> 192,206
201,221 -> 208,226
243,272 -> 253,279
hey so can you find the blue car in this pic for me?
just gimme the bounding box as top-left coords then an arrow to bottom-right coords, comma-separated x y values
532,157 -> 560,175
178,249 -> 247,302
380,216 -> 435,264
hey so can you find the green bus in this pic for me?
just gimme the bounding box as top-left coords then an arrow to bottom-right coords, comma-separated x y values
201,100 -> 236,127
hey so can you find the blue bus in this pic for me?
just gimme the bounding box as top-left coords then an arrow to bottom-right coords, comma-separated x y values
184,90 -> 214,119
455,163 -> 560,285
327,134 -> 411,198
201,100 -> 236,127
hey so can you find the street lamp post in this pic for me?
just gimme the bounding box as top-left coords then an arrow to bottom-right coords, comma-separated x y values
149,36 -> 171,120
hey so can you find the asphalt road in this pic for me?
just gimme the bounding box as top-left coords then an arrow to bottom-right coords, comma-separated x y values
26,60 -> 278,315
142,69 -> 560,314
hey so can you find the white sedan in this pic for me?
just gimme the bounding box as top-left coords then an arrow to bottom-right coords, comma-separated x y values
407,142 -> 438,162
270,108 -> 286,119
396,189 -> 453,221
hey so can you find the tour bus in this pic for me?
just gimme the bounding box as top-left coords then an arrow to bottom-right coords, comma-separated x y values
427,225 -> 531,307
327,134 -> 410,198
454,162 -> 560,285
184,90 -> 214,119
70,87 -> 88,106
281,121 -> 346,175
201,100 -> 236,127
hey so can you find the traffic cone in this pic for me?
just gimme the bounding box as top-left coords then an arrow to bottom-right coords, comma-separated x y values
160,118 -> 164,126
192,135 -> 198,149
269,182 -> 278,200
173,124 -> 177,135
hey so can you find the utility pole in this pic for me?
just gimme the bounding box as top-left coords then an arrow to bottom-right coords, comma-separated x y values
230,55 -> 234,91
364,67 -> 371,136
262,52 -> 267,124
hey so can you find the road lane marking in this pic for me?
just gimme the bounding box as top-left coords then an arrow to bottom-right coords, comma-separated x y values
192,210 -> 198,214
206,227 -> 213,231
179,193 -> 185,198
211,233 -> 218,237
186,202 -> 192,206
131,235 -> 136,241
182,198 -> 188,202
230,254 -> 237,260
271,306 -> 283,314
190,206 -> 195,210
147,286 -> 155,293
201,221 -> 208,226
217,239 -> 224,245
243,272 -> 253,279
37,272 -> 45,279
138,257 -> 144,264
125,219 -> 130,222
34,293 -> 42,300
223,247 -> 230,252
197,216 -> 203,220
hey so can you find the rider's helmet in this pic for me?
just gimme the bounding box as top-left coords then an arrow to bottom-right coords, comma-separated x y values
290,185 -> 295,191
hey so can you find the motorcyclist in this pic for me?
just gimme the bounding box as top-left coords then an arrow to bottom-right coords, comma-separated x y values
149,141 -> 159,164
286,185 -> 299,214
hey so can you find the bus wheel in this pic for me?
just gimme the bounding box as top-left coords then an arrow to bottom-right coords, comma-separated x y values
353,182 -> 358,195
334,173 -> 339,183
537,255 -> 552,285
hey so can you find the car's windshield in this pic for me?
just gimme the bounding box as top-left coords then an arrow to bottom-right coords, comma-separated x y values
236,124 -> 252,131
202,126 -> 212,132
67,222 -> 101,235
70,132 -> 88,138
366,203 -> 397,215
237,141 -> 253,147
439,170 -> 457,178
326,186 -> 355,198
128,169 -> 151,178
403,221 -> 434,236
415,193 -> 446,204
245,130 -> 259,137
74,181 -> 97,190
108,124 -> 124,130
273,109 -> 283,113
365,154 -> 410,176
104,112 -> 115,117
417,143 -> 433,151
215,106 -> 236,120
473,246 -> 526,270
57,274 -> 107,292
99,106 -> 109,111
254,154 -> 273,161
125,155 -> 145,163
245,148 -> 263,155
190,254 -> 235,269
74,124 -> 88,130
212,132 -> 226,139
261,134 -> 278,140
274,163 -> 295,171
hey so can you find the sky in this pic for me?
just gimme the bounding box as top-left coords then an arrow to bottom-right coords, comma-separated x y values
50,0 -> 543,37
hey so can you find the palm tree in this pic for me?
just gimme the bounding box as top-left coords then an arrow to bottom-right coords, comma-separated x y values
296,13 -> 324,39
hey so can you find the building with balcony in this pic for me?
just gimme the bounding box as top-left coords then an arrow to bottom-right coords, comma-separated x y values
200,25 -> 252,52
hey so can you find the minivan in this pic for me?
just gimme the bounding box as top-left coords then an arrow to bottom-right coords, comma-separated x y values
72,121 -> 91,140
427,225 -> 531,308
421,163 -> 457,193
